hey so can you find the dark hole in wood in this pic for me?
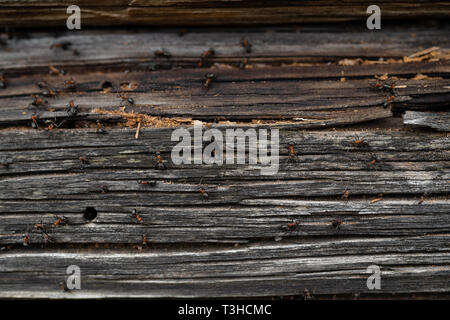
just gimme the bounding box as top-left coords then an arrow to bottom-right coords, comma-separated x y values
101,81 -> 112,90
83,207 -> 97,220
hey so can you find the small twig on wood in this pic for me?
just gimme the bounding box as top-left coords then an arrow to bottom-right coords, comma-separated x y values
135,121 -> 141,139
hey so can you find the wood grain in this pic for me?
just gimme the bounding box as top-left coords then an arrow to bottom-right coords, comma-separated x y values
1,235 -> 449,298
0,1 -> 449,27
0,24 -> 449,298
403,111 -> 450,131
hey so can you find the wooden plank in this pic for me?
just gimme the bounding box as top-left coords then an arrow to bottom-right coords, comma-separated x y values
0,128 -> 448,244
1,26 -> 450,73
2,64 -> 450,126
0,1 -> 449,27
403,111 -> 450,131
0,200 -> 449,244
1,235 -> 449,298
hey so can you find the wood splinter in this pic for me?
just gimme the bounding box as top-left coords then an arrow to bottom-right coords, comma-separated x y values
135,121 -> 141,139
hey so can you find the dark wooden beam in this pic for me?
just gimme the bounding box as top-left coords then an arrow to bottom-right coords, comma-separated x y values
0,1 -> 449,27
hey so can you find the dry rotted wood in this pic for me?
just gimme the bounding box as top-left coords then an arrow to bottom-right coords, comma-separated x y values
0,1 -> 449,27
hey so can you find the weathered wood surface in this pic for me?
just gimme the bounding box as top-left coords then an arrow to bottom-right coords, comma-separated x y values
2,25 -> 450,73
403,111 -> 450,131
1,1 -> 449,27
1,26 -> 448,129
0,128 -> 449,245
1,235 -> 450,298
0,25 -> 449,298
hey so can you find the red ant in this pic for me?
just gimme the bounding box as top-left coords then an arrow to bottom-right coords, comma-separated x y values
241,38 -> 252,53
131,209 -> 145,225
100,185 -> 109,194
119,94 -> 134,105
23,234 -> 30,246
79,156 -> 89,165
204,73 -> 215,89
352,135 -> 368,147
155,151 -> 166,169
198,48 -> 215,67
0,73 -> 7,89
31,114 -> 39,129
331,218 -> 343,231
66,100 -> 78,116
53,216 -> 68,227
281,219 -> 299,231
139,180 -> 156,186
341,191 -> 350,201
288,143 -> 296,160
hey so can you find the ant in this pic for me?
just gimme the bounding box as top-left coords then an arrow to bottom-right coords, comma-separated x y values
31,114 -> 39,129
155,151 -> 166,170
204,73 -> 215,89
31,95 -> 47,107
45,123 -> 54,131
352,134 -> 368,147
139,180 -> 156,186
131,209 -> 145,225
331,218 -> 343,231
240,38 -> 252,53
418,193 -> 428,205
288,143 -> 296,160
64,78 -> 76,90
198,48 -> 215,67
96,120 -> 107,134
154,49 -> 171,58
281,219 -> 299,231
383,95 -> 396,108
198,178 -> 209,199
201,48 -> 215,59
50,41 -> 72,50
372,80 -> 398,96
199,187 -> 209,199
341,191 -> 350,201
53,215 -> 69,227
368,154 -> 377,166
66,100 -> 78,117
59,281 -> 71,292
42,89 -> 55,97
303,288 -> 312,300
100,185 -> 109,194
23,233 -> 30,246
36,81 -> 56,97
142,234 -> 148,247
48,65 -> 64,76
119,94 -> 134,105
34,223 -> 46,232
0,73 -> 7,89
79,156 -> 89,165
37,81 -> 48,89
